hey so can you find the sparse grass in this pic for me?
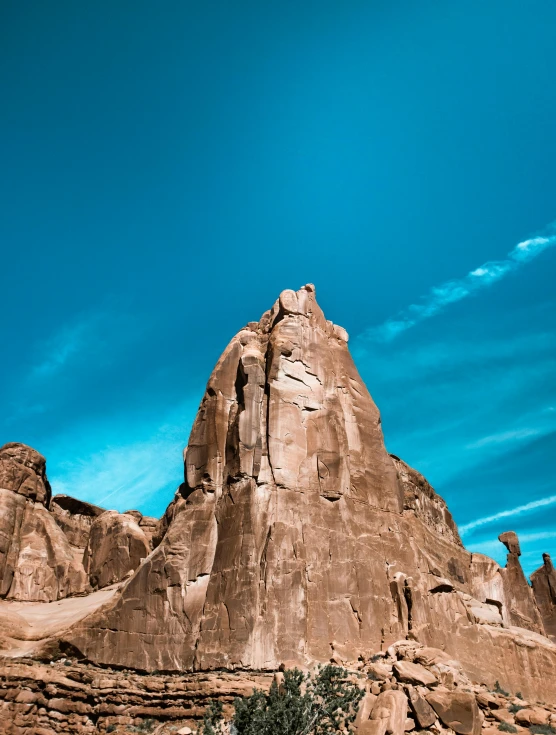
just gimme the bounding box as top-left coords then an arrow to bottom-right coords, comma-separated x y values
498,723 -> 517,733
530,726 -> 556,735
508,704 -> 525,714
494,680 -> 510,697
516,692 -> 523,700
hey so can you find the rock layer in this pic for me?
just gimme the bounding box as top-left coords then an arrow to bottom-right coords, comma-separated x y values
65,286 -> 556,703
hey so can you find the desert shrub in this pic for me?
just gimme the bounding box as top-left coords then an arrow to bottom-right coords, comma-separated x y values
498,723 -> 517,733
494,680 -> 510,697
508,704 -> 524,714
200,700 -> 224,735
131,719 -> 156,733
530,726 -> 556,735
200,665 -> 364,735
515,692 -> 523,700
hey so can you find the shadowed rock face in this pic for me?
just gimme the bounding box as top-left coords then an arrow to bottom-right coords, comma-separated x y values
50,495 -> 105,551
0,443 -> 89,602
531,553 -> 556,640
60,287 -> 556,702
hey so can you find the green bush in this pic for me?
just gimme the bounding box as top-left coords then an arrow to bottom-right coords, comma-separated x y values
493,681 -> 510,697
200,665 -> 364,735
530,726 -> 556,735
498,723 -> 517,733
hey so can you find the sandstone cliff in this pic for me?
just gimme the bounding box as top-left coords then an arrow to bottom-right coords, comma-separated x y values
60,285 -> 556,704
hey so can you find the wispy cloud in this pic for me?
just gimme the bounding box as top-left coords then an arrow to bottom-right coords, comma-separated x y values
362,225 -> 556,342
46,398 -> 199,517
31,311 -> 106,378
466,427 -> 541,449
459,493 -> 556,536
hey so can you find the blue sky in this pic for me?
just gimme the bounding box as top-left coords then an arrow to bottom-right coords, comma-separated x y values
1,1 -> 555,576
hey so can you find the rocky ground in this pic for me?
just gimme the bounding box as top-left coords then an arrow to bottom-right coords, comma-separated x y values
1,639 -> 555,735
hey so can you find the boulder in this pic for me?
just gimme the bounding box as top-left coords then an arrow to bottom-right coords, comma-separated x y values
393,660 -> 437,687
408,688 -> 437,728
83,511 -> 150,589
426,691 -> 482,735
369,689 -> 409,735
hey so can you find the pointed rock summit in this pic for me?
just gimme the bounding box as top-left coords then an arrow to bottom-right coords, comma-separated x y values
64,286 -> 556,703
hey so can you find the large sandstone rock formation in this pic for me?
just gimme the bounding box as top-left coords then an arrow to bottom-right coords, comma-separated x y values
50,495 -> 105,557
0,444 -> 89,602
65,285 -> 556,703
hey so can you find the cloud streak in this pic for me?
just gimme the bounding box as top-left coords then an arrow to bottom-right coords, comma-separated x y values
363,227 -> 556,342
459,493 -> 556,536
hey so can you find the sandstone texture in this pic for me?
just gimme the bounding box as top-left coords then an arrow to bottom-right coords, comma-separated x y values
0,444 -> 89,602
61,286 -> 556,704
50,495 -> 105,554
83,511 -> 151,589
531,552 -> 556,640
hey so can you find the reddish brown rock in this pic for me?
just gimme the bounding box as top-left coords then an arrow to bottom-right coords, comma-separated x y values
83,510 -> 150,589
408,688 -> 437,728
425,691 -> 481,735
50,495 -> 105,551
531,553 -> 556,639
62,286 -> 556,704
392,456 -> 462,546
0,444 -> 89,602
497,530 -> 544,632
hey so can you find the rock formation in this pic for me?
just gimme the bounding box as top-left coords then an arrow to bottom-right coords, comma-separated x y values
83,511 -> 151,589
0,443 -> 89,602
50,495 -> 105,557
531,553 -> 556,639
62,285 -> 556,703
1,285 -> 556,735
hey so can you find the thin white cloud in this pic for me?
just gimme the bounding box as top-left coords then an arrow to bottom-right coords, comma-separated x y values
459,493 -> 556,536
362,224 -> 556,342
32,313 -> 104,378
46,399 -> 199,516
466,427 -> 540,449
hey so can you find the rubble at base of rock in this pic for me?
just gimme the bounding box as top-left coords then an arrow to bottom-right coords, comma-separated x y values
1,640 -> 556,735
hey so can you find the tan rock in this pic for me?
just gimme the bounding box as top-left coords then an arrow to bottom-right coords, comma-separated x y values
50,495 -> 105,551
514,707 -> 549,726
0,443 -> 89,602
57,287 -> 556,706
393,660 -> 437,687
370,689 -> 409,735
531,553 -> 556,639
83,510 -> 150,589
355,692 -> 378,728
491,709 -> 514,724
426,691 -> 482,735
408,687 -> 437,728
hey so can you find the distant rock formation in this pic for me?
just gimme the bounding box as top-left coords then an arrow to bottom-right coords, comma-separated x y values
62,285 -> 556,703
0,443 -> 89,602
0,443 -> 155,602
83,510 -> 150,589
531,553 -> 556,640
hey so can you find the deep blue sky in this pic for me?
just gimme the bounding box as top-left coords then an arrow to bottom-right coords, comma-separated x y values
1,1 -> 555,576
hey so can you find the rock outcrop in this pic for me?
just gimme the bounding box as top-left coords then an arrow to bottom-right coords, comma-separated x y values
0,444 -> 89,602
531,552 -> 556,640
62,285 -> 556,704
50,495 -> 105,555
83,511 -> 151,589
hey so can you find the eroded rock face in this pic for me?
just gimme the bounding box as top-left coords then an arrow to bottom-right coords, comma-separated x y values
83,511 -> 151,589
0,444 -> 89,602
531,553 -> 556,639
64,286 -> 556,704
50,495 -> 106,568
